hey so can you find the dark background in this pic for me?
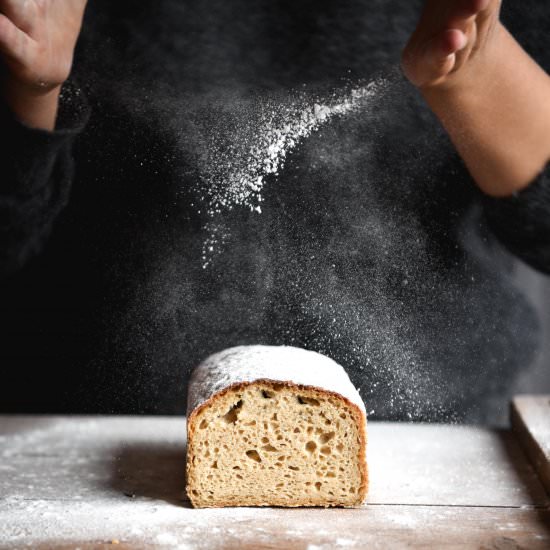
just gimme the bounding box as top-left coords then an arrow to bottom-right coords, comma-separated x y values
1,0 -> 549,425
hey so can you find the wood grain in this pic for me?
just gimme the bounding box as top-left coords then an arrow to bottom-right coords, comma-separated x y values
512,395 -> 550,496
25,507 -> 550,550
1,415 -> 549,549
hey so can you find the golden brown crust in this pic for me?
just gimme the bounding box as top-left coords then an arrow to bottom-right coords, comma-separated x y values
186,378 -> 368,508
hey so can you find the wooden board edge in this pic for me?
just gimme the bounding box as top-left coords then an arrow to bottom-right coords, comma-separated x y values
511,395 -> 550,497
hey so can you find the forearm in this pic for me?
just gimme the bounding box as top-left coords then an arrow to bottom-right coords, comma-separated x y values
483,165 -> 550,274
2,79 -> 61,130
0,0 -> 87,131
423,23 -> 550,197
0,84 -> 89,276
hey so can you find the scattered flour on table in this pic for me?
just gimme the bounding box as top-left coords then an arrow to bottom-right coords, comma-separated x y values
388,511 -> 419,528
0,498 -> 367,549
307,541 -> 356,550
198,77 -> 388,267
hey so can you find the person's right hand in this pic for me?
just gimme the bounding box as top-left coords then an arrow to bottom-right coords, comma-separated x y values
0,0 -> 88,129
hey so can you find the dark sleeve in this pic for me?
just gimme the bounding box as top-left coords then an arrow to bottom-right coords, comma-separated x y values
483,164 -> 550,274
0,82 -> 90,277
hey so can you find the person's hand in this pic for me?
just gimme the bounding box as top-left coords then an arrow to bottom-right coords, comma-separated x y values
0,0 -> 88,129
401,0 -> 550,197
402,0 -> 502,91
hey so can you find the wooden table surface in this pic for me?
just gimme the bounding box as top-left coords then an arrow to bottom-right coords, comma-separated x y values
1,397 -> 549,549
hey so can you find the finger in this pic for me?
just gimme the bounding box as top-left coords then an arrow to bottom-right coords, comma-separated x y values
439,29 -> 468,57
0,0 -> 36,34
402,29 -> 467,87
448,0 -> 491,29
0,13 -> 33,65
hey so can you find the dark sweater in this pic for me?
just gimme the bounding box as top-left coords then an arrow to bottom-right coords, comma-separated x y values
1,0 -> 549,424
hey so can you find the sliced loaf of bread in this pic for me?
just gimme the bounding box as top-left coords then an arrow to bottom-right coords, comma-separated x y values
186,345 -> 368,508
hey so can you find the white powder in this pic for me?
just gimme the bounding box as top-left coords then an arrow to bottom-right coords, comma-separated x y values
186,345 -> 366,416
0,416 -> 369,549
335,537 -> 357,546
0,499 -> 286,549
388,511 -> 419,528
198,78 -> 387,267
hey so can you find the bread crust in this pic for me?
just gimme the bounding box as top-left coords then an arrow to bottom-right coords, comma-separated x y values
186,346 -> 366,417
187,378 -> 368,508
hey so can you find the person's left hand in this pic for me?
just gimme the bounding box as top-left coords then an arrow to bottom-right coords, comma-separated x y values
402,0 -> 502,91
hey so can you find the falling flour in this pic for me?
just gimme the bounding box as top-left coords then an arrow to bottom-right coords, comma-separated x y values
199,77 -> 389,267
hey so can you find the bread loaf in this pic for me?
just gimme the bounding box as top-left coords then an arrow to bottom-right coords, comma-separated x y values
185,345 -> 368,508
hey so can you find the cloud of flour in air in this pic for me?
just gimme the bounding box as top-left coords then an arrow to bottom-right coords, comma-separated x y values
196,78 -> 389,268
187,74 -> 459,420
90,72 -> 483,423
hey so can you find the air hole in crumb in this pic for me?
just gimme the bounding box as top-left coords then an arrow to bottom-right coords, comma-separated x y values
305,441 -> 317,453
350,487 -> 356,493
336,444 -> 344,453
315,482 -> 322,491
263,444 -> 277,452
233,466 -> 241,470
261,390 -> 273,398
261,437 -> 269,444
276,483 -> 284,488
320,432 -> 335,444
199,419 -> 208,429
326,472 -> 336,478
297,396 -> 320,406
271,413 -> 278,421
288,465 -> 299,471
222,400 -> 243,424
293,428 -> 300,433
340,413 -> 347,419
236,474 -> 243,479
211,461 -> 218,469
246,450 -> 262,463
320,446 -> 331,455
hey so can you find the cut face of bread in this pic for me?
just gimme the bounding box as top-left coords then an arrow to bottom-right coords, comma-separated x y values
186,346 -> 368,508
